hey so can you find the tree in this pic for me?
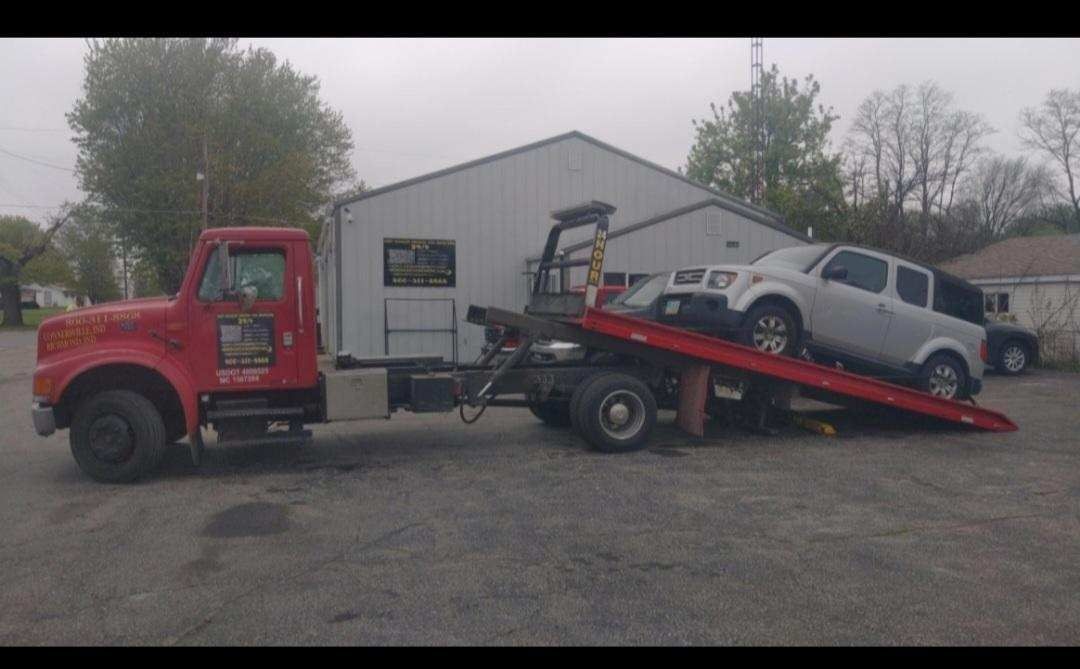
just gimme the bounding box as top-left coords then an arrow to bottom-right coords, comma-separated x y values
1020,89 -> 1080,229
685,65 -> 846,240
965,155 -> 1050,241
56,204 -> 121,305
846,81 -> 994,258
0,211 -> 73,326
68,38 -> 356,294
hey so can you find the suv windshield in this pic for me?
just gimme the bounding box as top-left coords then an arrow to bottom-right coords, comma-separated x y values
613,273 -> 669,308
752,245 -> 828,272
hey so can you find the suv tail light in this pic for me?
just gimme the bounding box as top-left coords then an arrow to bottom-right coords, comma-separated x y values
980,340 -> 988,363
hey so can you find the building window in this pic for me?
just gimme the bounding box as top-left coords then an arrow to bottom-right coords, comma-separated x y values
603,272 -> 627,287
985,291 -> 1010,314
706,211 -> 723,236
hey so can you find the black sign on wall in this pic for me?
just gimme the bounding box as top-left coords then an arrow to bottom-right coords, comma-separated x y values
383,238 -> 456,288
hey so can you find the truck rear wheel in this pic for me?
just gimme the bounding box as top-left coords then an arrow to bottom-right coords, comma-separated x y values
574,373 -> 656,453
69,390 -> 167,483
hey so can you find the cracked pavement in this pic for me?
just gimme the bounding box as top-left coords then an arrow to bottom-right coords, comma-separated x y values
1,328 -> 1079,644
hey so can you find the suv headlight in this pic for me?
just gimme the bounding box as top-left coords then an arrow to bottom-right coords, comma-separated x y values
706,271 -> 737,289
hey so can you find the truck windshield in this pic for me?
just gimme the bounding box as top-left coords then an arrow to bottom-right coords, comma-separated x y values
614,273 -> 669,308
752,245 -> 830,272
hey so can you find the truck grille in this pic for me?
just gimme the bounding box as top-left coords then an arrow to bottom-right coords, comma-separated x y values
673,269 -> 706,285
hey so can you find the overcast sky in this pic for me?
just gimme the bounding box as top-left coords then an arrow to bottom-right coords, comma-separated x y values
1,37 -> 1078,223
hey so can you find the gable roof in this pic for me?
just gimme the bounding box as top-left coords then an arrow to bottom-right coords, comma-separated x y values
939,234 -> 1080,280
329,130 -> 800,236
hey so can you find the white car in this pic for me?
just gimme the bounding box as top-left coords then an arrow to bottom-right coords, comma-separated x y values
657,244 -> 988,400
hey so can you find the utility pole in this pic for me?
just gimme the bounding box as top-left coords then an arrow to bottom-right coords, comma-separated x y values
201,136 -> 209,230
750,38 -> 765,207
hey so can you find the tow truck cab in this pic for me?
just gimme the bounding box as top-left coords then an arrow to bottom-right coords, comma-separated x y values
32,227 -> 323,480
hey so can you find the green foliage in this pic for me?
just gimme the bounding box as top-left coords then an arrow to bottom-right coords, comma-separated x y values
56,204 -> 121,304
686,65 -> 846,239
68,38 -> 356,293
0,214 -> 74,327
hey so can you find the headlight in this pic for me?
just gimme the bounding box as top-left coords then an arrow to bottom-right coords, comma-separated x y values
706,271 -> 737,289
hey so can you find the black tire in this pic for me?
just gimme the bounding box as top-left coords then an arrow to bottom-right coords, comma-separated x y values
919,353 -> 969,401
69,390 -> 167,483
996,340 -> 1029,375
569,372 -> 616,436
574,373 -> 657,453
739,304 -> 799,356
528,400 -> 572,427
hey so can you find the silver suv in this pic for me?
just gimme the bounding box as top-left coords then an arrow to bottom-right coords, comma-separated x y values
658,244 -> 988,399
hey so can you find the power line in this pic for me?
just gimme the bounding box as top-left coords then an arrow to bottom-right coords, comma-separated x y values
0,145 -> 76,172
0,201 -> 302,226
0,126 -> 69,133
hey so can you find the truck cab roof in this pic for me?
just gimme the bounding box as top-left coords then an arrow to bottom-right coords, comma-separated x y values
199,227 -> 310,242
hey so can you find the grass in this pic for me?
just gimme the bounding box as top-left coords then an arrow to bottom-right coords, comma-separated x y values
0,307 -> 66,329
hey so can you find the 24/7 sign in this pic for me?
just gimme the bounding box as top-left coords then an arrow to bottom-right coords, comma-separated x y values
383,238 -> 456,288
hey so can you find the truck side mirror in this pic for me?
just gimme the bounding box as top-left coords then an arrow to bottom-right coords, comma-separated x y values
823,264 -> 848,281
238,285 -> 257,311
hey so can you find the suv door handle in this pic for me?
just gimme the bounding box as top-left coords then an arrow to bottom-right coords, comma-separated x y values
875,303 -> 894,315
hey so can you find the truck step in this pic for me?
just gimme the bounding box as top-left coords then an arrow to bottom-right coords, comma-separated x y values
206,406 -> 305,421
216,429 -> 313,447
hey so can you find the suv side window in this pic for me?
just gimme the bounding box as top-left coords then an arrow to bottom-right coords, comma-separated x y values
823,250 -> 887,293
198,246 -> 287,302
896,265 -> 929,307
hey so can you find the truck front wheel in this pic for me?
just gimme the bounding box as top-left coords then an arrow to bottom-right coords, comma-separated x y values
69,390 -> 167,483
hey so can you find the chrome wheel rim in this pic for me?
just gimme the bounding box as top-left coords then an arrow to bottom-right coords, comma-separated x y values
598,390 -> 646,440
752,315 -> 789,354
928,364 -> 959,399
1003,345 -> 1026,372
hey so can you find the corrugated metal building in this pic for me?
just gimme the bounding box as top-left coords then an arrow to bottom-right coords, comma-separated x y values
318,131 -> 809,362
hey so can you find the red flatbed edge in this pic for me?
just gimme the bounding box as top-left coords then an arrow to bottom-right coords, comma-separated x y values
577,307 -> 1018,433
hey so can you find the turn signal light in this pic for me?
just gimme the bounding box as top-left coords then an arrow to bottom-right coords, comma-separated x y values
33,376 -> 54,397
980,340 -> 988,363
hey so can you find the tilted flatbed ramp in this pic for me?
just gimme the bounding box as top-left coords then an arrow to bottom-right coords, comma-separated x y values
576,306 -> 1017,433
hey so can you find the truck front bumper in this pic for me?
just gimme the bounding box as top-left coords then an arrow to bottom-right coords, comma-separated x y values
657,292 -> 744,334
32,402 -> 56,436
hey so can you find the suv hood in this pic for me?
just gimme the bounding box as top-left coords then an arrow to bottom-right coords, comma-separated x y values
37,297 -> 170,363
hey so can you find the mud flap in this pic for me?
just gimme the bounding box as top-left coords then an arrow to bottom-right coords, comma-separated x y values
675,364 -> 711,438
188,427 -> 205,467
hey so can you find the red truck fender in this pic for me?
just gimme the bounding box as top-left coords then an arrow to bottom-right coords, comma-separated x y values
48,350 -> 199,437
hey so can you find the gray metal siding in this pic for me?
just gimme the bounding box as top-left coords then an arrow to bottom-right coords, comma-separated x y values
328,135 -> 798,361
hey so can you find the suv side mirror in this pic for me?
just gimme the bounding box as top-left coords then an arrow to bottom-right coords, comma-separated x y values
823,264 -> 848,281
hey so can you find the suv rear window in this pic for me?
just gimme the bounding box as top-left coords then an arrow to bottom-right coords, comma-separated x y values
896,266 -> 929,307
824,250 -> 887,293
933,275 -> 983,325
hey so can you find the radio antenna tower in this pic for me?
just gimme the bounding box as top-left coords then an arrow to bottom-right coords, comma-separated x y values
750,37 -> 765,206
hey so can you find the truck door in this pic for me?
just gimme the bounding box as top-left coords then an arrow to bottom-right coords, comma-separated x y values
188,240 -> 299,391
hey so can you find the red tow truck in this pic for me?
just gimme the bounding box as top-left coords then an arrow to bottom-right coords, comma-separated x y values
30,202 -> 1017,483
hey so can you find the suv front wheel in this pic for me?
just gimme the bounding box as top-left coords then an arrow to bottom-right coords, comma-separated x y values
920,353 -> 968,400
740,304 -> 798,357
